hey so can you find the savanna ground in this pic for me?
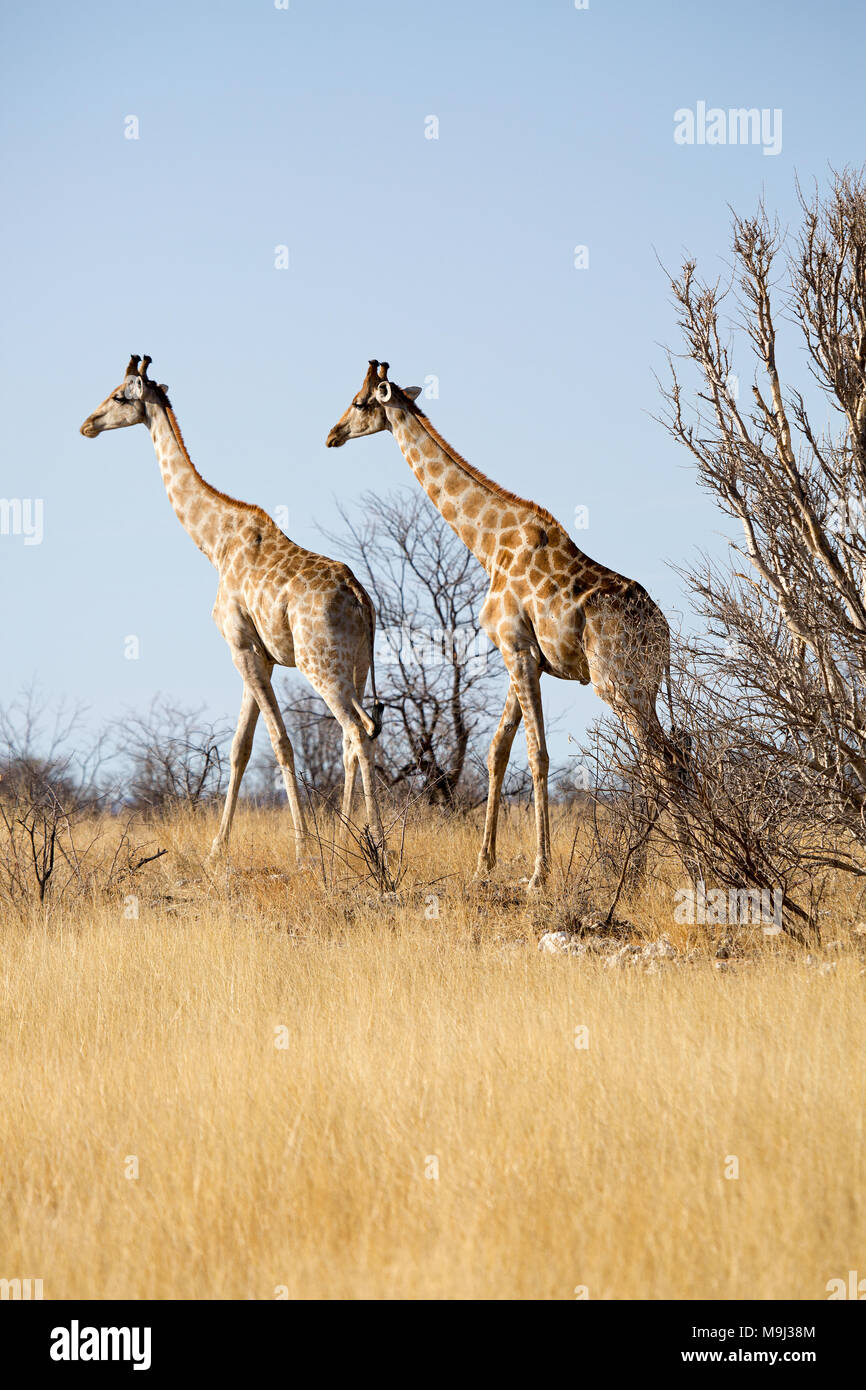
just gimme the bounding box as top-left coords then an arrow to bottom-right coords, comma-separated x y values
1,801 -> 864,1300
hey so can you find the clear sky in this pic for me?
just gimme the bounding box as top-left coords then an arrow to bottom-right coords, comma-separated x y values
1,0 -> 863,767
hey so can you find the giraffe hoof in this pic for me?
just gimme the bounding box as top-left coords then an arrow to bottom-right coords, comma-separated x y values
473,850 -> 496,875
524,872 -> 549,895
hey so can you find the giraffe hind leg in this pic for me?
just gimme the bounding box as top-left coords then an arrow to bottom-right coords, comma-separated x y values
582,592 -> 700,885
305,673 -> 386,849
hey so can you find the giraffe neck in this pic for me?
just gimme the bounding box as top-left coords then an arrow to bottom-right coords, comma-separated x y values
147,401 -> 232,566
386,406 -> 520,572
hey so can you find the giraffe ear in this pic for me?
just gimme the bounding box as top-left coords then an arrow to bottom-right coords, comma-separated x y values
403,386 -> 422,401
125,376 -> 144,400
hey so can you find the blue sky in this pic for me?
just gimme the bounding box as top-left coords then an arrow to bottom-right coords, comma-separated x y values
1,0 -> 863,768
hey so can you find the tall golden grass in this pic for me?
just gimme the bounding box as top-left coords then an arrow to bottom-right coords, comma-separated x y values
0,804 -> 863,1299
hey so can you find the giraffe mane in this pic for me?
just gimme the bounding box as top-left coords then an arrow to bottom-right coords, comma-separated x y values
163,406 -> 275,527
409,403 -> 559,529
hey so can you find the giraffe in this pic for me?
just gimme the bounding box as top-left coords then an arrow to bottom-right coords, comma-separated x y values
327,360 -> 686,891
81,354 -> 385,863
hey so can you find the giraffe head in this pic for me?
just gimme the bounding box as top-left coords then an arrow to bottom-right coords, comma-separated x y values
80,355 -> 170,438
326,360 -> 421,448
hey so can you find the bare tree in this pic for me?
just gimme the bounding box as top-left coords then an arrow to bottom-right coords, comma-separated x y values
113,697 -> 230,812
0,689 -> 165,917
0,685 -> 106,810
276,489 -> 509,807
640,166 -> 866,937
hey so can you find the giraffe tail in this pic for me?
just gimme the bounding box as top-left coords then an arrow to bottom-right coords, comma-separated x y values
662,651 -> 692,785
346,576 -> 384,741
663,650 -> 676,728
352,694 -> 384,742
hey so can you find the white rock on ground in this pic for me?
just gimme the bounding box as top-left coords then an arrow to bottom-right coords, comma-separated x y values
539,931 -> 684,971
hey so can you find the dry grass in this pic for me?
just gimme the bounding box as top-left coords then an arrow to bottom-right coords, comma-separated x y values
0,803 -> 864,1300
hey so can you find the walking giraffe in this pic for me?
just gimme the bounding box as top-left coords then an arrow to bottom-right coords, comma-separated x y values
81,354 -> 385,862
327,360 -> 686,891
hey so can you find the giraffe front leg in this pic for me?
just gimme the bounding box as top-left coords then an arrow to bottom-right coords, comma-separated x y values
508,651 -> 551,893
474,682 -> 522,881
209,683 -> 260,860
232,649 -> 310,867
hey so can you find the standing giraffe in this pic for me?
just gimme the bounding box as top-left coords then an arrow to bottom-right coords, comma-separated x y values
327,360 -> 685,891
81,354 -> 385,862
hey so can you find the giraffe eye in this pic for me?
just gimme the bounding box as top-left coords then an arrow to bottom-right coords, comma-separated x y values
112,395 -> 125,403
